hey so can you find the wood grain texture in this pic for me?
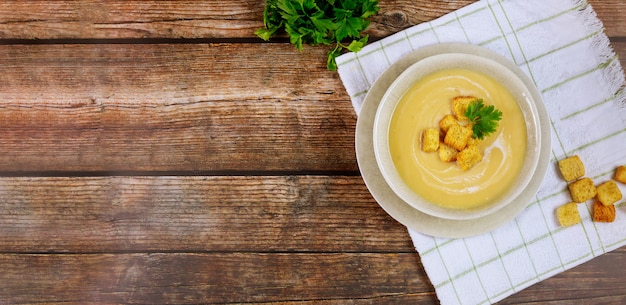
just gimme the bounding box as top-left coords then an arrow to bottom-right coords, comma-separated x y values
0,0 -> 264,39
0,1 -> 623,39
0,251 -> 624,304
0,176 -> 412,253
0,42 -> 625,173
0,43 -> 357,172
0,175 -> 624,304
0,252 -> 434,304
0,1 -> 624,304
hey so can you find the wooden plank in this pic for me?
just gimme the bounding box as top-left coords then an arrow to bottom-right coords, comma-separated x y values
0,252 -> 436,304
0,176 -> 413,253
0,1 -> 623,40
0,250 -> 625,304
0,43 -> 357,172
0,1 -> 265,39
1,42 -> 624,173
0,43 -> 338,103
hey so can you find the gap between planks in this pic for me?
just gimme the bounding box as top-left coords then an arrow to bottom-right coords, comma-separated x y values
0,170 -> 362,178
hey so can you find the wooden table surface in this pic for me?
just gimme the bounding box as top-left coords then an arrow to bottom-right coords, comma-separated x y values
0,1 -> 624,304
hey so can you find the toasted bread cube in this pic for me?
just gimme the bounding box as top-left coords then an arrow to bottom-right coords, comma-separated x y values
421,128 -> 440,152
568,178 -> 597,203
615,165 -> 626,184
457,145 -> 483,171
558,155 -> 585,181
444,124 -> 472,151
596,180 -> 622,206
438,142 -> 458,162
592,201 -> 616,223
439,114 -> 458,133
556,202 -> 581,227
452,96 -> 476,121
467,135 -> 480,147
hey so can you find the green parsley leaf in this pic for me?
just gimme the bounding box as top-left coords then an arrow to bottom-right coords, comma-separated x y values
465,99 -> 503,140
256,0 -> 380,71
342,0 -> 358,10
254,28 -> 274,41
360,1 -> 378,18
311,15 -> 336,34
327,44 -> 343,71
285,23 -> 305,50
345,35 -> 367,52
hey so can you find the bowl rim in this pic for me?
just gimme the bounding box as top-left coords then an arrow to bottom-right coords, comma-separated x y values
355,42 -> 552,238
372,52 -> 542,220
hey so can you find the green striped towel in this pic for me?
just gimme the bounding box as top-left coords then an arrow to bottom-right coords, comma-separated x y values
336,0 -> 626,304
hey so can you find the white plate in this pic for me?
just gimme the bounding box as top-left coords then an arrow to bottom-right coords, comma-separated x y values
355,43 -> 551,238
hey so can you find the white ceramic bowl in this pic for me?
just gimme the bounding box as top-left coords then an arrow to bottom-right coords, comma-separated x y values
372,52 -> 545,220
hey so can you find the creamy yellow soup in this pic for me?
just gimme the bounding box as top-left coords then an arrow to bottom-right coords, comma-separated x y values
388,68 -> 527,210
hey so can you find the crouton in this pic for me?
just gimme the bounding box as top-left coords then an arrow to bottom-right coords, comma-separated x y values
439,114 -> 458,133
615,165 -> 626,184
421,128 -> 440,152
556,202 -> 581,227
592,201 -> 616,223
444,124 -> 473,151
596,180 -> 622,206
438,142 -> 458,162
568,178 -> 597,203
558,155 -> 585,181
452,96 -> 476,121
457,145 -> 482,171
467,136 -> 480,147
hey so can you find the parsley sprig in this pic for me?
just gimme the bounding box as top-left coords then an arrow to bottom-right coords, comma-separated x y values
465,99 -> 503,140
255,0 -> 380,70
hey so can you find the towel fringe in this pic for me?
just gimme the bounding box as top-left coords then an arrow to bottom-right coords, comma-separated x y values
577,0 -> 626,106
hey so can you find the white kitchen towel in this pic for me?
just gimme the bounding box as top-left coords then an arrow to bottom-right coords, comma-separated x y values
336,0 -> 626,304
